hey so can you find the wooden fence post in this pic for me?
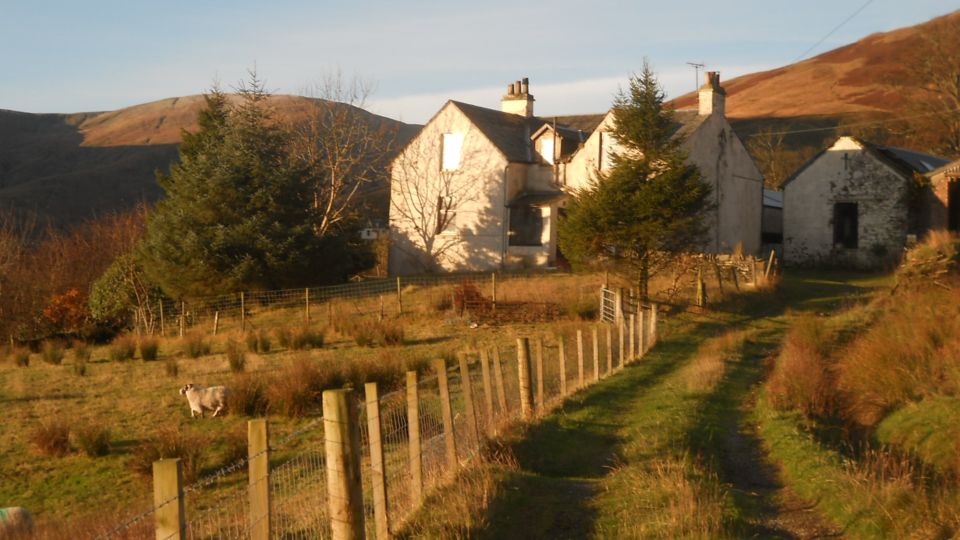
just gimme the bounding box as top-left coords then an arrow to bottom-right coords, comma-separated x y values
322,389 -> 364,540
248,419 -> 270,540
535,338 -> 545,410
576,330 -> 585,389
458,353 -> 480,445
212,311 -> 219,336
479,349 -> 495,433
434,359 -> 458,469
365,383 -> 390,540
558,334 -> 567,397
614,288 -> 624,324
396,277 -> 403,315
765,249 -> 776,278
152,458 -> 185,540
179,301 -> 185,338
638,309 -> 646,356
517,338 -> 534,418
628,313 -> 635,362
305,288 -> 311,321
618,320 -> 625,370
606,325 -> 613,376
491,273 -> 497,313
492,347 -> 507,413
159,301 -> 165,337
650,304 -> 659,346
592,326 -> 600,382
240,292 -> 246,333
405,371 -> 422,506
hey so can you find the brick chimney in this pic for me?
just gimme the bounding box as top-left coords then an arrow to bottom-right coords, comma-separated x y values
698,71 -> 726,117
502,77 -> 535,117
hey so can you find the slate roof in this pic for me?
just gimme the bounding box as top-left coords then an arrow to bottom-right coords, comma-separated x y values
782,137 -> 950,188
452,101 -> 707,165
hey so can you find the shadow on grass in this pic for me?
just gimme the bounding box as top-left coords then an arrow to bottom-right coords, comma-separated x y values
470,317 -> 727,539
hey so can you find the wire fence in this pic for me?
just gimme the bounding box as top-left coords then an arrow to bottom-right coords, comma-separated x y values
93,298 -> 661,540
139,270 -> 604,337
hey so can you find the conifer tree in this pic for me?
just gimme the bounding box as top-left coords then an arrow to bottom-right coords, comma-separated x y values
559,61 -> 712,297
138,75 -> 362,298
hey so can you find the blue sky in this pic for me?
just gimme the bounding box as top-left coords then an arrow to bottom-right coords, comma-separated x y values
1,1 -> 956,123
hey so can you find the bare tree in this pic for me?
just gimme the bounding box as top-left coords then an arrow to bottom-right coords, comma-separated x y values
389,136 -> 487,271
746,127 -> 789,189
902,16 -> 960,158
291,72 -> 399,236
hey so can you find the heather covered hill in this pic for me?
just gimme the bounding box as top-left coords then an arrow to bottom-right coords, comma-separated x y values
0,95 -> 419,226
671,10 -> 960,120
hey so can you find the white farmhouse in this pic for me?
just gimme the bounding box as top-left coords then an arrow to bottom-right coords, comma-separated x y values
388,73 -> 763,275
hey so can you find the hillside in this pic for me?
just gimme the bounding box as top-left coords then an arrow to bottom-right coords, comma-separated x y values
672,10 -> 958,119
0,95 -> 419,226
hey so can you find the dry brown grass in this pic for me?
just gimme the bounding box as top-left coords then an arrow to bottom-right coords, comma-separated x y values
766,314 -> 838,419
679,329 -> 753,394
837,284 -> 960,427
30,419 -> 72,457
601,455 -> 735,539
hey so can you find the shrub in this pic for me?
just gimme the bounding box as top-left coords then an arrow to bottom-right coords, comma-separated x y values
231,373 -> 268,416
274,327 -> 292,350
565,298 -> 599,321
139,337 -> 160,361
432,289 -> 454,312
73,341 -> 91,363
30,420 -> 72,457
265,356 -> 329,418
183,333 -> 210,359
290,327 -> 325,350
109,335 -> 137,362
41,341 -> 65,365
164,358 -> 179,377
246,329 -> 272,354
73,421 -> 111,457
130,424 -> 208,483
766,314 -> 838,419
73,357 -> 88,377
225,338 -> 246,373
12,348 -> 30,367
346,320 -> 404,348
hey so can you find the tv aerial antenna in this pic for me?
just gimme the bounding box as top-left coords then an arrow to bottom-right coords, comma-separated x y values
686,62 -> 705,92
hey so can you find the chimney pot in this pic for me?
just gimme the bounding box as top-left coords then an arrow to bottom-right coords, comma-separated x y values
521,77 -> 529,94
516,80 -> 522,94
508,83 -> 515,95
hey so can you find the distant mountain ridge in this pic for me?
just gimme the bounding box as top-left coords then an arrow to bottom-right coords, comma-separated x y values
670,10 -> 960,120
0,95 -> 419,226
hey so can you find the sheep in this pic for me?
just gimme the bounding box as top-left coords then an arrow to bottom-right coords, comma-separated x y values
0,507 -> 33,538
179,384 -> 230,418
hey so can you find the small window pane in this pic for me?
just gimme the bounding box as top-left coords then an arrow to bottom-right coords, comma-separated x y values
442,133 -> 463,171
541,138 -> 555,164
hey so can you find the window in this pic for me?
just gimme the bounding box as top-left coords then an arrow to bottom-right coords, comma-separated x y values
441,133 -> 463,171
509,205 -> 544,246
540,137 -> 555,164
833,202 -> 858,249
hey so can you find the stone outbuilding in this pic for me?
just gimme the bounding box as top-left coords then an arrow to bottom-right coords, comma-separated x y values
923,159 -> 960,233
388,73 -> 764,275
782,136 -> 949,268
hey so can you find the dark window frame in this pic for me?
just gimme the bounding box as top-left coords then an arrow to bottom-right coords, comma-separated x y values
833,202 -> 859,249
508,205 -> 544,246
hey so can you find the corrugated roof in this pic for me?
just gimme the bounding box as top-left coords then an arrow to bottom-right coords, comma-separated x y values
927,158 -> 960,178
869,143 -> 949,175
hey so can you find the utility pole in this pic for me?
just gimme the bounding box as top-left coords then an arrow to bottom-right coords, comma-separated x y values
686,61 -> 705,92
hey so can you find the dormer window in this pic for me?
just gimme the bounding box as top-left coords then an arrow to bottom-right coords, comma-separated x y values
442,133 -> 463,171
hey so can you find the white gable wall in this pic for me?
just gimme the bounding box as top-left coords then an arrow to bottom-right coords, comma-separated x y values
783,137 -> 911,268
389,103 -> 510,274
561,111 -> 762,255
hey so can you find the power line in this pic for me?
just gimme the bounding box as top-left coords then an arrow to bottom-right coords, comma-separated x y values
743,106 -> 960,139
793,0 -> 875,62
